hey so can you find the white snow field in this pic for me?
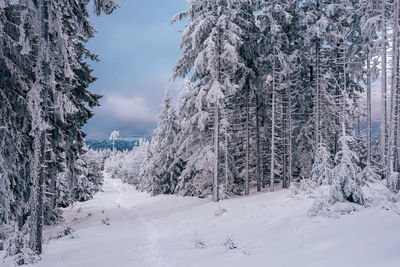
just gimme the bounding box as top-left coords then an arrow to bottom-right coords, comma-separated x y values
4,174 -> 400,267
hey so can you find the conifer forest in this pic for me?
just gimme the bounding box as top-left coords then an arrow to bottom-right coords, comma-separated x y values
1,0 -> 400,266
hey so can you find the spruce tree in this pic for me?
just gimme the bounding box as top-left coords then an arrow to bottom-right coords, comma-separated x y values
150,89 -> 181,195
330,123 -> 364,205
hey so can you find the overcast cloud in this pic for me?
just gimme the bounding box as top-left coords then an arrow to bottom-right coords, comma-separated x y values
84,0 -> 186,138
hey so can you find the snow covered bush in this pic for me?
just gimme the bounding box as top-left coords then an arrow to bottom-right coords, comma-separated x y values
289,179 -> 319,199
359,165 -> 380,183
5,230 -> 39,266
215,206 -> 227,217
223,235 -> 238,251
192,232 -> 205,249
222,235 -> 249,255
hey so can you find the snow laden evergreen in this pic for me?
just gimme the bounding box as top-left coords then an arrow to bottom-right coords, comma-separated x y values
149,89 -> 182,195
311,142 -> 332,185
108,0 -> 400,207
172,0 -> 257,201
330,124 -> 364,205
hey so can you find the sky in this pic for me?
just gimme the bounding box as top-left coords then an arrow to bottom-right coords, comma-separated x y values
83,0 -> 384,139
84,0 -> 187,139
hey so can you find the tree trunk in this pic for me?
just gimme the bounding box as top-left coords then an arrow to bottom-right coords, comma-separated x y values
245,81 -> 250,196
256,93 -> 262,192
225,131 -> 229,195
367,53 -> 372,165
270,58 -> 276,192
382,6 -> 388,176
212,101 -> 220,202
388,0 -> 399,186
315,36 -> 320,152
31,130 -> 46,255
394,53 -> 400,172
282,107 -> 287,188
288,85 -> 293,187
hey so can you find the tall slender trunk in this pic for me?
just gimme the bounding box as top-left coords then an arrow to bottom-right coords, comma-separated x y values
288,85 -> 293,187
394,54 -> 400,171
382,7 -> 388,175
256,94 -> 262,191
388,0 -> 399,186
212,101 -> 220,202
225,131 -> 229,194
245,81 -> 250,196
334,42 -> 341,156
342,37 -> 347,132
282,106 -> 287,188
315,36 -> 320,151
30,1 -> 47,254
270,58 -> 276,192
367,53 -> 372,165
35,131 -> 46,255
113,139 -> 115,157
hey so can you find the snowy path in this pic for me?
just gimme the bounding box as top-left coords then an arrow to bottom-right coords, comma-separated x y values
5,173 -> 400,267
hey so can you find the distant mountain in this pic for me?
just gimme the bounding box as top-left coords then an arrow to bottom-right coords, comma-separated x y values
86,136 -> 151,151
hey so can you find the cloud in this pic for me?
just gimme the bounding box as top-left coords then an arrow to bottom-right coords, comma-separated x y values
106,95 -> 158,124
83,0 -> 187,138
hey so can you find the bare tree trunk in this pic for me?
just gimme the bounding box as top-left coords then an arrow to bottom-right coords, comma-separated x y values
212,102 -> 220,202
35,132 -> 47,255
270,58 -> 276,192
282,109 -> 287,188
388,0 -> 399,186
342,37 -> 347,134
225,131 -> 229,194
112,139 -> 114,157
394,54 -> 400,172
315,36 -> 320,152
256,94 -> 262,192
288,86 -> 293,187
50,163 -> 57,209
382,7 -> 388,176
245,81 -> 250,196
334,42 -> 341,156
367,53 -> 372,165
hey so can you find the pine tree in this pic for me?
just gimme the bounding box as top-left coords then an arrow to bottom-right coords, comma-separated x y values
149,89 -> 182,195
330,123 -> 364,205
311,142 -> 332,185
172,0 -> 257,200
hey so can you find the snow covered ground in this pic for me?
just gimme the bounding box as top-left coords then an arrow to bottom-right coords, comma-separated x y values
2,173 -> 400,267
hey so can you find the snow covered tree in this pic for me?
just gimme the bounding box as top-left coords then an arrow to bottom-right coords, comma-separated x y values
0,0 -> 118,258
172,0 -> 258,200
149,88 -> 182,195
311,142 -> 332,185
330,123 -> 364,205
109,130 -> 120,157
73,148 -> 105,202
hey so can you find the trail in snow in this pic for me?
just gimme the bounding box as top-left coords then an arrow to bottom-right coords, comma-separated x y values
2,173 -> 399,267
